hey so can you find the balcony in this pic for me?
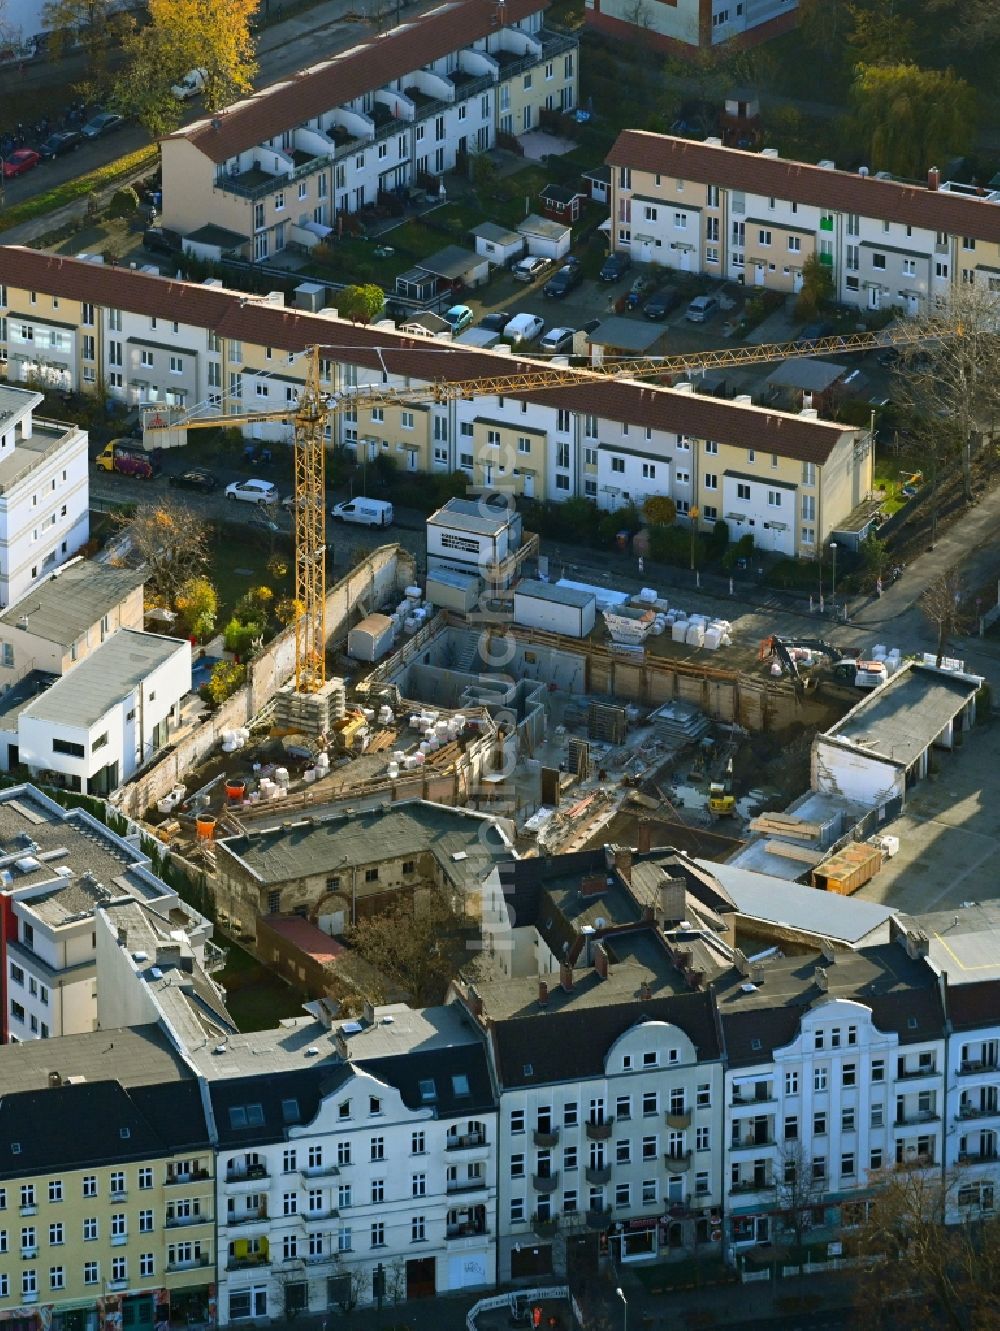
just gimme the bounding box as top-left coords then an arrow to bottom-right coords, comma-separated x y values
446,1132 -> 487,1152
446,1221 -> 488,1240
226,1253 -> 271,1271
167,1254 -> 212,1273
894,1111 -> 939,1127
226,1208 -> 269,1228
729,1180 -> 776,1195
731,1093 -> 775,1107
586,1206 -> 613,1231
731,1137 -> 775,1151
664,1151 -> 692,1171
166,1213 -> 212,1229
959,1060 -> 999,1076
585,1119 -> 613,1142
111,1235 -> 128,1247
959,1103 -> 1000,1120
19,1204 -> 38,1216
446,1178 -> 487,1196
20,1247 -> 38,1259
107,1280 -> 128,1292
958,1149 -> 999,1164
166,1169 -> 211,1187
533,1128 -> 560,1148
532,1215 -> 559,1238
585,1164 -> 612,1185
666,1109 -> 692,1129
897,1065 -> 939,1081
532,1172 -> 559,1194
300,1164 -> 341,1179
227,1163 -> 269,1184
109,1190 -> 128,1203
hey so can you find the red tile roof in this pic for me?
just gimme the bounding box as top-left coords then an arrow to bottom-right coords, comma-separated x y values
0,247 -> 848,464
258,913 -> 345,966
607,130 -> 1000,245
168,0 -> 549,165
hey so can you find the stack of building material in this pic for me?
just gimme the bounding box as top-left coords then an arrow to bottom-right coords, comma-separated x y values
273,678 -> 347,736
749,811 -> 824,841
650,700 -> 711,749
588,701 -> 629,744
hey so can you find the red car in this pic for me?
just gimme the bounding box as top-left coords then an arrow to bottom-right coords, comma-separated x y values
2,149 -> 40,178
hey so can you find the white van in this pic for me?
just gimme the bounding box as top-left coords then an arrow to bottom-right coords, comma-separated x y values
330,497 -> 394,528
171,68 -> 207,101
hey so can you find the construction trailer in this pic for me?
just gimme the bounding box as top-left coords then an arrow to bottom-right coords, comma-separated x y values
513,579 -> 597,638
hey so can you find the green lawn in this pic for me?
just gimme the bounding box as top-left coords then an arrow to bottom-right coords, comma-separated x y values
873,447 -> 929,515
206,521 -> 293,626
216,938 -> 304,1032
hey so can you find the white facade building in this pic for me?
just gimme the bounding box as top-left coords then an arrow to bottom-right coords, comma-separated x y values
207,1004 -> 497,1321
426,496 -> 525,586
12,629 -> 191,794
0,385 -> 88,609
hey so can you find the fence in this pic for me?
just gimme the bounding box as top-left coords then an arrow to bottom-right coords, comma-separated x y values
466,1286 -> 570,1331
112,543 -> 414,819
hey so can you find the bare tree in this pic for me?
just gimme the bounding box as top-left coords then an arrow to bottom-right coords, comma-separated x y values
328,1256 -> 366,1312
113,499 -> 211,611
774,1140 -> 827,1271
345,889 -> 480,1005
919,569 -> 968,666
853,1166 -> 1000,1331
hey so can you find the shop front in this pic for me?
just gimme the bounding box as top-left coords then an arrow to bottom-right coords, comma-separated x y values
612,1216 -> 660,1262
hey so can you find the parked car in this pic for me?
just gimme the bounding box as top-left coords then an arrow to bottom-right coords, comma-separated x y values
644,287 -> 682,320
330,497 -> 394,527
796,320 -> 835,343
169,467 -> 218,494
39,131 -> 82,159
539,325 -> 576,354
479,311 -> 512,333
443,304 -> 474,333
543,262 -> 583,298
512,255 -> 551,283
225,478 -> 279,505
143,226 -> 184,256
503,313 -> 545,344
685,294 -> 720,323
599,252 -> 632,282
81,111 -> 124,139
2,148 -> 40,178
625,274 -> 657,310
171,68 -> 207,101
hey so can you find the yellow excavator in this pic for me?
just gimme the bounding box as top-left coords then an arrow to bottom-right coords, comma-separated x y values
709,759 -> 736,818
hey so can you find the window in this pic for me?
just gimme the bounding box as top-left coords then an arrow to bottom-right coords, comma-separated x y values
411,1215 -> 426,1243
370,1222 -> 385,1249
510,1198 -> 525,1225
84,1261 -> 99,1286
169,355 -> 184,374
370,1137 -> 385,1161
841,1153 -> 856,1178
696,1125 -> 710,1151
111,1257 -> 126,1282
282,1149 -> 297,1173
615,1183 -> 630,1209
615,1140 -> 631,1165
736,482 -> 751,501
842,1107 -> 856,1133
48,1223 -> 63,1245
872,1059 -> 885,1083
140,1253 -> 154,1278
697,1084 -> 711,1109
871,1104 -> 884,1129
370,1180 -> 384,1205
563,1146 -> 577,1172
610,457 -> 625,474
812,1157 -> 827,1181
842,1063 -> 857,1088
641,1136 -> 657,1161
138,1168 -> 152,1190
788,236 -> 801,253
83,1218 -> 98,1242
642,1092 -> 658,1116
704,473 -> 718,490
902,258 -> 916,278
282,1194 -> 297,1216
563,1102 -> 578,1127
674,212 -> 687,230
758,229 -> 771,247
870,1148 -> 883,1172
872,253 -> 886,271
814,1067 -> 828,1092
138,1210 -> 153,1233
411,1131 -> 425,1155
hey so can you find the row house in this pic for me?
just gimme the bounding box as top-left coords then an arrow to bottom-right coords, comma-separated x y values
0,1026 -> 216,1331
159,0 -> 577,261
606,130 -> 1000,315
0,251 -> 869,560
585,0 -> 799,57
208,1004 -> 497,1322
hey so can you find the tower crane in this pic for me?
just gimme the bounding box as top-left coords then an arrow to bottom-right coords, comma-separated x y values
145,317 -> 952,694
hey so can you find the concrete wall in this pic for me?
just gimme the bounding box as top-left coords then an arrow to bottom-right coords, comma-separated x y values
811,737 -> 904,808
113,544 -> 415,819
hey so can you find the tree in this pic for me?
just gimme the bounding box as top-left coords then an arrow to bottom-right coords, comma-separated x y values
644,494 -> 677,527
795,253 -> 835,321
337,283 -> 385,325
919,569 -> 968,667
852,1165 -> 1000,1331
42,0 -> 133,99
849,63 -> 978,179
774,1140 -> 827,1271
116,0 -> 258,135
205,659 -> 246,705
847,0 -> 916,66
175,576 -> 218,639
345,890 -> 479,1005
859,531 -> 890,588
470,152 -> 498,195
107,186 -> 140,219
114,500 -> 210,610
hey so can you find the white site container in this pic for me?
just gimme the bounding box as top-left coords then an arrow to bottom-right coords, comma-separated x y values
672,620 -> 689,643
514,579 -> 597,638
686,623 -> 705,647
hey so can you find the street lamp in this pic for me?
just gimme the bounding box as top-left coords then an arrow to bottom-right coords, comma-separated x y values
615,1286 -> 628,1331
829,541 -> 838,609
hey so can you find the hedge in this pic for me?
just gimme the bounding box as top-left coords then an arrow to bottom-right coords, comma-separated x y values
0,144 -> 158,232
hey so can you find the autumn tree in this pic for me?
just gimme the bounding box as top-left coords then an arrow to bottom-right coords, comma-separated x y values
795,252 -> 835,320
346,891 -> 479,1005
114,500 -> 211,611
43,0 -> 133,98
175,576 -> 218,640
849,63 -> 977,179
852,1166 -> 1000,1331
337,283 -> 385,325
919,569 -> 968,667
644,494 -> 677,527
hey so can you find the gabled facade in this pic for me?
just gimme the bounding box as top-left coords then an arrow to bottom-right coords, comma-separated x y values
159,0 -> 577,261
607,130 -> 1000,315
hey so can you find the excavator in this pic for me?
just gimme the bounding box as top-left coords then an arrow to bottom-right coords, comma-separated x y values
708,758 -> 736,817
759,636 -> 891,692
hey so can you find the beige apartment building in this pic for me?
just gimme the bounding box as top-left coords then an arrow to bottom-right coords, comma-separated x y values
607,130 -> 1000,315
0,247 -> 870,558
159,0 -> 577,262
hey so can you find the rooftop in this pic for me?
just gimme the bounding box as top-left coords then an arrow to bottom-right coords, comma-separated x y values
0,417 -> 82,495
589,317 -> 665,354
471,222 -> 523,246
907,899 -> 1000,985
823,662 -> 981,766
0,384 -> 42,421
21,629 -> 189,730
515,578 -> 595,608
0,559 -> 145,647
216,798 -> 511,893
607,130 -> 1000,246
185,223 -> 250,248
170,0 -> 550,164
518,212 -> 571,239
0,1021 -> 191,1095
766,358 -> 847,393
414,245 -> 483,279
428,495 -> 516,536
260,912 -> 346,966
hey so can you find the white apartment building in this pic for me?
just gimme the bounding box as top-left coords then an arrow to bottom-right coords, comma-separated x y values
457,927 -> 727,1281
0,385 -> 88,609
0,782 -> 212,1045
717,929 -> 947,1255
206,1004 -> 497,1320
586,0 -> 798,54
159,0 -> 577,262
607,131 -> 1000,316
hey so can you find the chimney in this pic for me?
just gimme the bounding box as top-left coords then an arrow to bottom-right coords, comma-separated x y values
687,968 -> 705,990
816,966 -> 829,992
465,985 -> 483,1018
642,904 -> 654,923
636,820 -> 652,853
559,960 -> 574,992
48,1071 -> 62,1089
928,165 -> 940,191
538,980 -> 548,1007
363,999 -> 376,1026
820,939 -> 837,964
639,981 -> 652,1001
905,929 -> 930,960
613,846 -> 632,885
657,877 -> 687,927
580,873 -> 606,898
593,942 -> 609,980
733,948 -> 749,977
